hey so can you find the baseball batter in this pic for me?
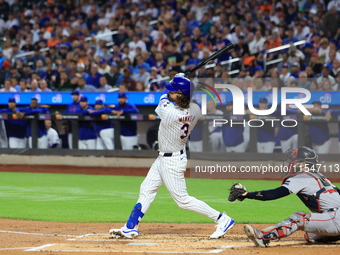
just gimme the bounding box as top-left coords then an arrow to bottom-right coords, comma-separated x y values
229,146 -> 340,247
109,73 -> 234,239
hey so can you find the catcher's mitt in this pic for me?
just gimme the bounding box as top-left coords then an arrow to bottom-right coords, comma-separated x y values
228,183 -> 247,202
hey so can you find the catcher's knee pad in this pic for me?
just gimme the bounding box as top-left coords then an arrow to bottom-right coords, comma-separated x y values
261,211 -> 310,241
288,211 -> 310,229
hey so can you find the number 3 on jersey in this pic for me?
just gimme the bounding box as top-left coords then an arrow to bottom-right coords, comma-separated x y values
180,123 -> 190,139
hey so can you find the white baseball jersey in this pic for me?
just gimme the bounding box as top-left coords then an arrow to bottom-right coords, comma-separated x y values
136,92 -> 223,222
47,127 -> 59,148
155,93 -> 201,153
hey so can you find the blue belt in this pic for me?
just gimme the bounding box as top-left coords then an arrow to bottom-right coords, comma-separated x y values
162,150 -> 184,157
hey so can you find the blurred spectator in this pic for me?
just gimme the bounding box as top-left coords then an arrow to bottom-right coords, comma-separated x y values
318,38 -> 330,61
45,120 -> 59,148
0,79 -> 16,92
309,80 -> 319,91
280,63 -> 291,85
104,62 -> 123,88
86,64 -> 102,88
282,27 -> 298,45
40,79 -> 52,92
76,77 -> 97,92
148,67 -> 165,91
55,71 -> 72,92
18,79 -> 29,92
154,51 -> 167,75
290,62 -> 301,78
98,58 -> 110,74
121,67 -> 137,91
76,63 -> 89,80
0,0 -> 10,21
113,26 -> 128,47
249,30 -> 265,55
97,76 -> 113,92
317,65 -> 336,85
323,6 -> 340,37
166,42 -> 185,73
136,81 -> 145,92
34,60 -> 47,79
288,44 -> 305,64
134,63 -> 150,85
321,79 -> 334,91
30,79 -> 41,92
234,35 -> 250,59
298,72 -> 310,89
330,59 -> 340,78
128,34 -> 146,57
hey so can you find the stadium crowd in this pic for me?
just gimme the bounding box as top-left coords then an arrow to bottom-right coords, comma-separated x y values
0,0 -> 340,154
0,0 -> 339,92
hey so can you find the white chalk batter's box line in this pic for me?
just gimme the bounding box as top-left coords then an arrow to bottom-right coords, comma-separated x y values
23,243 -> 233,253
21,242 -> 340,253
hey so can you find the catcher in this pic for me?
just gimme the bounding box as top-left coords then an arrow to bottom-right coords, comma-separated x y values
228,146 -> 340,247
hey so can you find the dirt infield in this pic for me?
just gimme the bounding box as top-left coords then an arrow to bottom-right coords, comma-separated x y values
1,164 -> 340,254
1,219 -> 340,255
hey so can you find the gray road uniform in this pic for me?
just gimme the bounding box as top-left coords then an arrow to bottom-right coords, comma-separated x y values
239,147 -> 340,247
282,171 -> 340,241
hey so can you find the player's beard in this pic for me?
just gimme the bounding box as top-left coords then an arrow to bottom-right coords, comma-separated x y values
168,93 -> 176,103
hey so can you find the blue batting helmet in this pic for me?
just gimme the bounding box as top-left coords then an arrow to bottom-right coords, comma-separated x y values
166,74 -> 195,99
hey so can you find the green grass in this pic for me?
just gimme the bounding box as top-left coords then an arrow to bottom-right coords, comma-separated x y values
0,172 -> 337,223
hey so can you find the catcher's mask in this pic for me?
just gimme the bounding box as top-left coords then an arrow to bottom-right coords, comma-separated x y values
282,146 -> 318,176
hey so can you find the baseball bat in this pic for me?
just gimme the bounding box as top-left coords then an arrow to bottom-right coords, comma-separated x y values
184,42 -> 235,77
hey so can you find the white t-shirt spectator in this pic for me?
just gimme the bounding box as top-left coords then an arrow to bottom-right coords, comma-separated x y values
328,0 -> 340,11
249,37 -> 266,55
318,46 -> 330,59
0,87 -> 16,92
128,40 -> 147,54
4,18 -> 18,30
280,73 -> 291,86
190,5 -> 208,21
97,27 -> 112,42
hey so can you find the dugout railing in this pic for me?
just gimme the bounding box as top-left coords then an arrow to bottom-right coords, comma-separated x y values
0,112 -> 338,153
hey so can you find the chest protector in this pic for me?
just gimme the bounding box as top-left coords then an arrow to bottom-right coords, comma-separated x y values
282,171 -> 338,213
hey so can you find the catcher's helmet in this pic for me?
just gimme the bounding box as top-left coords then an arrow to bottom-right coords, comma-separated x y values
283,146 -> 318,173
166,73 -> 195,99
